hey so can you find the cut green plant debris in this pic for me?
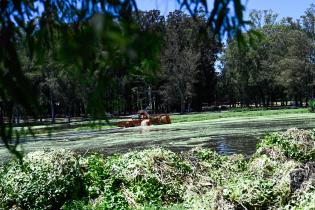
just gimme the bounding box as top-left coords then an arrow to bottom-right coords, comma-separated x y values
2,128 -> 315,209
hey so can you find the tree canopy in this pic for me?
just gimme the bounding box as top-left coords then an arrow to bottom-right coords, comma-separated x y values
220,6 -> 315,107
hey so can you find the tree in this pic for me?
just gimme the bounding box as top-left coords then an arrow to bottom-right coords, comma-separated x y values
221,9 -> 315,107
276,30 -> 314,104
191,10 -> 222,111
160,11 -> 200,113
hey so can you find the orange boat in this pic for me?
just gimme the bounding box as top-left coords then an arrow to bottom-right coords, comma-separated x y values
116,111 -> 171,128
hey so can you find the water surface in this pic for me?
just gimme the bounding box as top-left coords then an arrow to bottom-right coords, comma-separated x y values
0,113 -> 315,160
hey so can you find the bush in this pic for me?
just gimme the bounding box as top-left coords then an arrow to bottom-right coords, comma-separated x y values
0,149 -> 83,210
257,128 -> 315,161
223,176 -> 276,208
230,107 -> 267,112
81,154 -> 110,198
72,148 -> 186,209
94,184 -> 130,210
98,148 -> 185,206
308,98 -> 315,112
61,199 -> 93,210
61,184 -> 130,210
291,190 -> 315,209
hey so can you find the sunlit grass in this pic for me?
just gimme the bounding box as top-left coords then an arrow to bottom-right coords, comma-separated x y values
171,108 -> 308,123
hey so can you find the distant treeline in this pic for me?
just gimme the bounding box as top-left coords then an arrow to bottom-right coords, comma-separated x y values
5,5 -> 315,122
221,8 -> 315,108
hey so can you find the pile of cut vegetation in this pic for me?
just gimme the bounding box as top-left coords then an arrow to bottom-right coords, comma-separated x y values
1,128 -> 315,209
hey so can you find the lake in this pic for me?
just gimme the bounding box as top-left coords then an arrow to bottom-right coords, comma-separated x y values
0,113 -> 315,161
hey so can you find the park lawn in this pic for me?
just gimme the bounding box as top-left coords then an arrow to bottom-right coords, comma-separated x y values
170,108 -> 308,123
13,120 -> 118,137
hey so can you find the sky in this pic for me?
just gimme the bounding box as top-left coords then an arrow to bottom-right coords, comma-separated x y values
135,0 -> 315,20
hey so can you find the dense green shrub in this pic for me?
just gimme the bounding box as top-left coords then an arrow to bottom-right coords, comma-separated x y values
99,148 -> 186,206
74,148 -> 186,209
61,199 -> 93,210
222,161 -> 295,209
140,204 -> 185,210
94,185 -> 130,210
291,190 -> 315,209
82,154 -> 110,198
223,176 -> 276,208
78,154 -> 130,209
0,149 -> 83,210
61,188 -> 130,210
230,107 -> 267,112
257,128 -> 315,161
308,98 -> 315,112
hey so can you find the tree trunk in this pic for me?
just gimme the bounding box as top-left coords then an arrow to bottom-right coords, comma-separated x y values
50,91 -> 55,124
148,85 -> 152,110
68,104 -> 71,124
15,106 -> 20,124
180,93 -> 185,113
261,93 -> 266,107
181,101 -> 185,113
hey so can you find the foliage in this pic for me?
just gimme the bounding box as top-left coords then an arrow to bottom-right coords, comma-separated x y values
308,99 -> 315,112
0,149 -> 82,210
82,154 -> 109,198
292,189 -> 315,209
221,7 -> 315,108
159,10 -> 221,112
258,128 -> 315,161
2,128 -> 315,209
71,148 -> 188,209
229,107 -> 268,112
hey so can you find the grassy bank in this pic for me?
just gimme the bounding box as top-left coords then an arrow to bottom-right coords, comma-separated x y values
171,108 -> 308,123
1,128 -> 315,209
